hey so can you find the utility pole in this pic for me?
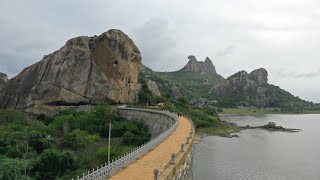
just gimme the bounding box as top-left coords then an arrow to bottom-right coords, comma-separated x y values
108,121 -> 111,164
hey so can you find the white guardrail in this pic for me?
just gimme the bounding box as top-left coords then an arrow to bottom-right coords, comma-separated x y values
74,108 -> 178,180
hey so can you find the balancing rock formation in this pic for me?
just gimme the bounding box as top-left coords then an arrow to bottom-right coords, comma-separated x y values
181,55 -> 217,74
0,29 -> 141,116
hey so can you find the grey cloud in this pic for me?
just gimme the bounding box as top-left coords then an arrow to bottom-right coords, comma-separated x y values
216,46 -> 236,57
132,18 -> 183,71
0,0 -> 320,102
271,68 -> 320,79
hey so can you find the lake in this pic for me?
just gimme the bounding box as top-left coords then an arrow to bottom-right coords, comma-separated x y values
193,114 -> 320,180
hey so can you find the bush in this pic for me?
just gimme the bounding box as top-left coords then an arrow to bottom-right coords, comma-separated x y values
32,149 -> 77,180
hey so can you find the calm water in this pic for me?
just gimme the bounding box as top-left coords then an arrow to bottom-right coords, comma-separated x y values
193,114 -> 320,180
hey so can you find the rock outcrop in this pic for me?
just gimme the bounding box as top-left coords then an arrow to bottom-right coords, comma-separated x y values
0,72 -> 7,90
189,98 -> 205,107
210,68 -> 271,107
147,80 -> 161,97
181,55 -> 217,74
140,64 -> 153,73
0,29 -> 141,116
249,68 -> 268,85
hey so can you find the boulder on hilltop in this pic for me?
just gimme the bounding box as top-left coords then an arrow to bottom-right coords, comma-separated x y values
181,55 -> 217,74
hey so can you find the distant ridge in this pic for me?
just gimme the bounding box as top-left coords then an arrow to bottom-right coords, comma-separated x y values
140,55 -> 317,109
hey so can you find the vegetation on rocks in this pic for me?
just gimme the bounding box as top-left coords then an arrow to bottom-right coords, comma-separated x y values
139,57 -> 320,114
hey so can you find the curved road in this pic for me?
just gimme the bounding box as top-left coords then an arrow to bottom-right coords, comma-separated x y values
109,116 -> 192,180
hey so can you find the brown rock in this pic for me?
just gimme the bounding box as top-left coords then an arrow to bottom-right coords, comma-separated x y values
0,29 -> 141,116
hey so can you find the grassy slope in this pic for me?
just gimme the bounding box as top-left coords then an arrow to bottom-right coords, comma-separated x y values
155,70 -> 223,99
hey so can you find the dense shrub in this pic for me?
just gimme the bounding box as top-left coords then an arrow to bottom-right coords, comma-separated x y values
0,105 -> 151,179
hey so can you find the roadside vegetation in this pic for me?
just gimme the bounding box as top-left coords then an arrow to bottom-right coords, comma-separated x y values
161,97 -> 239,136
0,105 -> 150,180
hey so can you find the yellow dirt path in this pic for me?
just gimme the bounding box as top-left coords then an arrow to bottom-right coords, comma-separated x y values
109,116 -> 191,180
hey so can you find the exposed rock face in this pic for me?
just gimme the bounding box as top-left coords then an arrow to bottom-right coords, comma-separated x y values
189,98 -> 205,107
147,80 -> 161,97
170,85 -> 184,99
1,29 -> 141,116
0,72 -> 7,90
140,64 -> 153,73
181,55 -> 217,74
249,68 -> 268,85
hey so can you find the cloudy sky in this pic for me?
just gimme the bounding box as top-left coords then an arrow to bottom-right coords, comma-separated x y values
1,0 -> 320,102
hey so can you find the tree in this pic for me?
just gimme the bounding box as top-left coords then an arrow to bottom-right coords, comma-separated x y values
32,149 -> 77,180
0,158 -> 26,180
15,129 -> 31,179
123,131 -> 135,145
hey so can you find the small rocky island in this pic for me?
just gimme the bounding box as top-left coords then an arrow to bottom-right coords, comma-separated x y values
220,121 -> 301,138
240,122 -> 301,133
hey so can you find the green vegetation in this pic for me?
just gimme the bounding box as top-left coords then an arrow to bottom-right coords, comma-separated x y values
156,71 -> 223,98
133,92 -> 239,136
0,105 -> 150,179
221,107 -> 281,115
138,74 -> 166,105
140,68 -> 320,112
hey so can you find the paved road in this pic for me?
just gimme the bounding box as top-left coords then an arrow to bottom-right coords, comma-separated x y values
109,116 -> 192,180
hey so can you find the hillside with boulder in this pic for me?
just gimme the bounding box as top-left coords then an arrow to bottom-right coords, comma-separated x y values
139,55 -> 317,110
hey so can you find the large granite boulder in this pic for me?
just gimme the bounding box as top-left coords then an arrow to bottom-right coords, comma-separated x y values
147,80 -> 161,97
1,29 -> 141,116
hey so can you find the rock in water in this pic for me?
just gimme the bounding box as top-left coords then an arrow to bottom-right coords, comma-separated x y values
264,122 -> 276,128
0,29 -> 141,116
0,72 -> 7,90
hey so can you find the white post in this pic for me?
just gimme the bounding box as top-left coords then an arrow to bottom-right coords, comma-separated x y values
108,121 -> 112,164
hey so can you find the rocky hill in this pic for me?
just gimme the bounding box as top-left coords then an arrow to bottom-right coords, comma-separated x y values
209,68 -> 312,108
0,72 -> 7,91
139,56 -> 224,105
0,29 -> 141,116
140,55 -> 317,109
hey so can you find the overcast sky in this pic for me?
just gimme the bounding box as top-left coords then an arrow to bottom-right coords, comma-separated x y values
1,0 -> 320,102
